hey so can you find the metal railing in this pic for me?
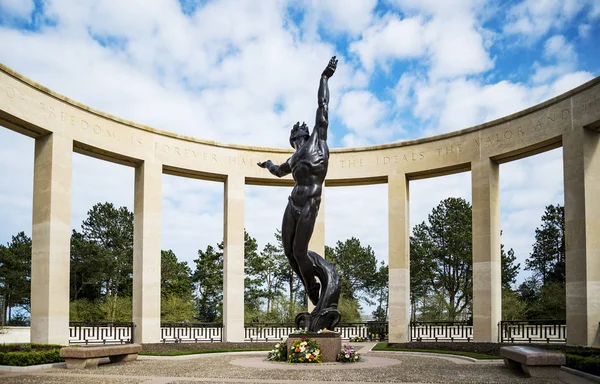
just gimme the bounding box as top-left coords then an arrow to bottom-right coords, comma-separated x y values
499,319 -> 566,343
410,321 -> 473,342
244,322 -> 295,341
69,322 -> 134,345
160,322 -> 223,342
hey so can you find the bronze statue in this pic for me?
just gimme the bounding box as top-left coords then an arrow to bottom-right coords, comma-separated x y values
258,57 -> 341,332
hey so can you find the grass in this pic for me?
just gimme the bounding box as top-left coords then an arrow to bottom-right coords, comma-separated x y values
372,343 -> 502,360
140,347 -> 272,356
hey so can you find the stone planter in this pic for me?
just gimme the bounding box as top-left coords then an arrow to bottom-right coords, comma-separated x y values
287,333 -> 341,363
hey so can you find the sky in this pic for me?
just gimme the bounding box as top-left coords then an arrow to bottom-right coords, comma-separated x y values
0,0 -> 599,314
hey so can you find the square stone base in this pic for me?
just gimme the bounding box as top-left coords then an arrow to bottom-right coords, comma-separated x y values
287,333 -> 341,363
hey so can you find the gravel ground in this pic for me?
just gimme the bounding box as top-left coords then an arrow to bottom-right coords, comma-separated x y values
0,344 -> 563,383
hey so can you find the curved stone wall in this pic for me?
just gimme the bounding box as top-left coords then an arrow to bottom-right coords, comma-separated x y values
1,64 -> 599,347
2,64 -> 599,184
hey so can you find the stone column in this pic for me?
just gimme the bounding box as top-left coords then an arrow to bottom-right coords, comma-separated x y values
308,189 -> 325,313
471,158 -> 501,342
563,126 -> 600,347
31,133 -> 72,345
223,173 -> 245,341
388,173 -> 410,342
133,160 -> 162,344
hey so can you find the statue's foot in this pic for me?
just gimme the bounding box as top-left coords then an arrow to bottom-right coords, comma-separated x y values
308,281 -> 321,305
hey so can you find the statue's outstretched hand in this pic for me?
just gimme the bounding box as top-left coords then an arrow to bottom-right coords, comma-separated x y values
257,160 -> 271,168
322,56 -> 338,78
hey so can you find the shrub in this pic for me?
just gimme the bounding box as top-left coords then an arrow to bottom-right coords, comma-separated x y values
566,354 -> 600,376
0,344 -> 64,366
287,337 -> 321,363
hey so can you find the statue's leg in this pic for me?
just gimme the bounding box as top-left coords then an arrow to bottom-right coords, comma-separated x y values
281,203 -> 301,278
293,200 -> 320,305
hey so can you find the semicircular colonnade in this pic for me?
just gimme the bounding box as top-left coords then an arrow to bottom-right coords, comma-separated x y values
1,63 -> 599,347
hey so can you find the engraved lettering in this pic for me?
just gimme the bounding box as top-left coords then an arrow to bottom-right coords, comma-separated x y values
229,157 -> 236,164
474,139 -> 480,148
348,159 -> 356,167
394,156 -> 399,163
48,106 -> 56,119
383,156 -> 390,164
562,109 -> 570,119
420,151 -> 425,159
241,158 -> 247,165
81,120 -> 89,130
504,130 -> 512,140
360,159 -> 365,167
93,124 -> 101,134
547,112 -> 555,123
5,87 -> 15,98
162,145 -> 170,153
71,116 -> 76,126
518,127 -> 524,135
437,147 -> 443,155
174,147 -> 181,156
340,160 -> 346,168
212,154 -> 218,162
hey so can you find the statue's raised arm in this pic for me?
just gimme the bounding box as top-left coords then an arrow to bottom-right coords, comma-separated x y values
315,56 -> 337,141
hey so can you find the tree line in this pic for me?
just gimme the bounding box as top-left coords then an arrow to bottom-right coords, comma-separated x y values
0,202 -> 388,325
0,198 -> 565,325
410,197 -> 565,322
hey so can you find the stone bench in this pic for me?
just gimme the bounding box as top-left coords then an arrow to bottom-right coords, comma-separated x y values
60,344 -> 142,369
500,345 -> 566,378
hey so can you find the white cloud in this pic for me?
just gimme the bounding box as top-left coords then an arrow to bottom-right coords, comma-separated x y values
0,0 -> 34,20
349,14 -> 426,71
504,0 -> 600,40
301,0 -> 378,37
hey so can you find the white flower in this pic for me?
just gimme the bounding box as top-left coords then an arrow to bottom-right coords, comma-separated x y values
305,353 -> 310,359
314,349 -> 320,355
275,343 -> 280,348
345,354 -> 350,358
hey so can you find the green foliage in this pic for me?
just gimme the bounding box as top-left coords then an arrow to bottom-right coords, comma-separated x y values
273,229 -> 304,320
325,237 -> 379,310
525,204 -> 565,285
69,296 -> 132,322
501,288 -> 527,320
410,198 -> 473,321
517,278 -> 565,319
371,262 -> 388,321
161,294 -> 196,322
161,250 -> 193,299
566,354 -> 600,376
0,232 -> 32,325
336,292 -> 362,322
70,202 -> 134,301
501,238 -> 520,290
0,344 -> 63,366
193,244 -> 223,322
243,231 -> 262,315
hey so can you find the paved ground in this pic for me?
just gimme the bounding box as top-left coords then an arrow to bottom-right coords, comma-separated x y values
0,343 -> 561,383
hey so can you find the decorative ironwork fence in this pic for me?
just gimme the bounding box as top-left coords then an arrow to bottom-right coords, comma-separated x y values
67,320 -> 571,344
410,321 -> 473,342
499,320 -> 566,343
244,323 -> 295,341
161,322 -> 223,342
69,322 -> 134,345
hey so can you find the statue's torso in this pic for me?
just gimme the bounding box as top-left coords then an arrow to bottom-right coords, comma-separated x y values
289,131 -> 329,205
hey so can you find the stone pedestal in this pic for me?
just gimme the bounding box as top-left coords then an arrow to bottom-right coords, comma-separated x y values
287,333 -> 341,363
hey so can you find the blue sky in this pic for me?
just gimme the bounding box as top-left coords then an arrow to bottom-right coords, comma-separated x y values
0,0 -> 599,313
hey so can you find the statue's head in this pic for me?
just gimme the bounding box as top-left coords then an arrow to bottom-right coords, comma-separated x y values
289,121 -> 309,149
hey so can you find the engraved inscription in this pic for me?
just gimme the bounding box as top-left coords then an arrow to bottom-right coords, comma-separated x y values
474,128 -> 525,148
155,143 -> 218,163
340,159 -> 365,168
375,151 -> 425,165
